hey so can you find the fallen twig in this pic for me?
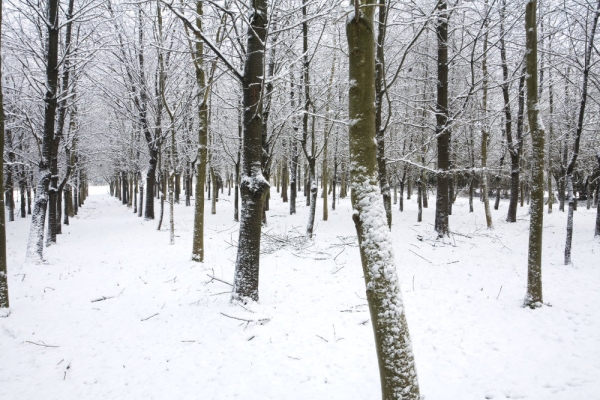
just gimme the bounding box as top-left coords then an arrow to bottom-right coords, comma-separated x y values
496,285 -> 503,300
25,340 -> 59,348
141,313 -> 159,321
449,230 -> 472,239
332,264 -> 346,274
63,361 -> 71,380
316,335 -> 329,343
220,312 -> 270,325
409,249 -> 432,264
91,295 -> 114,303
206,274 -> 233,286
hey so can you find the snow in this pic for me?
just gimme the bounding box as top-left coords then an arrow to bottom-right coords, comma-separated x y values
2,185 -> 600,399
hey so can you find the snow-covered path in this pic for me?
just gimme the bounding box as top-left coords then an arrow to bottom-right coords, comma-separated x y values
1,187 -> 599,399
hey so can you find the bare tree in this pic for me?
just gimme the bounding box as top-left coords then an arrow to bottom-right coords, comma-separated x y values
524,0 -> 545,308
347,1 -> 420,398
0,0 -> 9,310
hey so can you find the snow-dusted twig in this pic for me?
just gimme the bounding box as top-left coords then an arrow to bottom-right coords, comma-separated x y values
141,313 -> 159,321
91,295 -> 114,303
219,312 -> 270,325
409,249 -> 432,264
25,340 -> 59,348
205,274 -> 233,286
316,335 -> 328,343
63,361 -> 71,380
449,230 -> 473,239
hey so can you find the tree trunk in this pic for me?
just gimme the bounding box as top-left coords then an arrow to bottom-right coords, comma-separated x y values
434,0 -> 450,237
26,0 -> 60,260
481,11 -> 493,228
232,0 -> 269,302
417,178 -> 422,222
138,177 -> 144,218
524,0 -> 545,308
596,154 -> 600,237
375,0 -> 392,228
282,159 -> 288,203
210,167 -> 217,215
20,172 -> 26,218
347,4 -> 420,398
0,0 -> 9,308
64,185 -> 71,225
290,72 -> 298,215
157,170 -> 166,231
546,44 -> 555,215
507,69 -> 526,222
169,173 -> 175,245
565,0 -> 600,262
306,157 -> 317,237
399,180 -> 404,212
189,1 -> 209,262
134,173 -> 138,214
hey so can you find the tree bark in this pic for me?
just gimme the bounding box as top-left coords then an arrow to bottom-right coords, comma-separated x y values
232,0 -> 269,302
481,6 -> 493,228
290,70 -> 298,215
0,0 -> 9,308
434,0 -> 450,237
565,0 -> 600,262
26,0 -> 60,260
524,0 -> 545,308
375,0 -> 392,229
347,3 -> 420,398
189,1 -> 208,262
596,153 -> 600,237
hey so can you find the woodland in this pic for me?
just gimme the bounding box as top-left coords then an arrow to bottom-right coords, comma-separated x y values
1,0 -> 600,399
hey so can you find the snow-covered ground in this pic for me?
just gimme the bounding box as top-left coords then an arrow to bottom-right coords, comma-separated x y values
1,186 -> 599,399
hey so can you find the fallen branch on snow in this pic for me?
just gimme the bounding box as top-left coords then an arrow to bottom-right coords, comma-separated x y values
206,274 -> 233,286
91,295 -> 114,303
220,312 -> 270,325
25,340 -> 59,348
141,313 -> 159,321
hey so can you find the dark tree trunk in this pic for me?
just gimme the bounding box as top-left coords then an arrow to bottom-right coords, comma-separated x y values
0,0 -> 9,308
20,174 -> 26,218
26,0 -> 60,260
290,74 -> 298,215
434,0 -> 450,237
507,69 -> 526,222
596,155 -> 600,236
565,0 -> 600,262
375,0 -> 392,228
232,0 -> 269,302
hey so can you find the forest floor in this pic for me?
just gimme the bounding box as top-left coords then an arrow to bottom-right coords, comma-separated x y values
1,186 -> 599,400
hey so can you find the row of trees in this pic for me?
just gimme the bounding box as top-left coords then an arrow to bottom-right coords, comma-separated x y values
3,0 -> 600,398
